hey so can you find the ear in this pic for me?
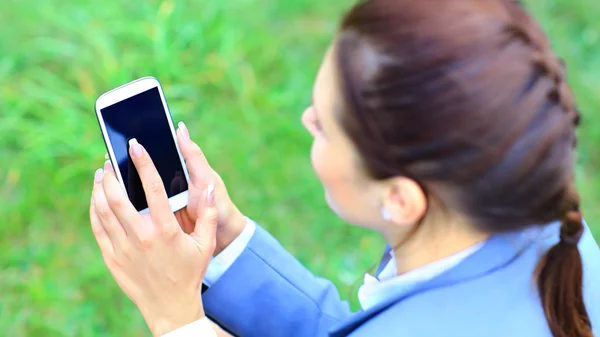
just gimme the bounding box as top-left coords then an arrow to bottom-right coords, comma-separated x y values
381,177 -> 427,227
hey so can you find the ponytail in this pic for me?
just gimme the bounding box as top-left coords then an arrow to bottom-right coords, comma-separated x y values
536,190 -> 593,337
501,2 -> 595,334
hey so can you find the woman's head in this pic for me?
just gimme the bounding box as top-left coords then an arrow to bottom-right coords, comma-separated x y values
306,0 -> 579,233
302,46 -> 430,233
303,0 -> 592,336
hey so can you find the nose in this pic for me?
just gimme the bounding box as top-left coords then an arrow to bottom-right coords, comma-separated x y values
301,106 -> 312,129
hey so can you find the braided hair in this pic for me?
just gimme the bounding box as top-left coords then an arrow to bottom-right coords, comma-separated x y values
336,0 -> 593,336
486,2 -> 589,335
502,5 -> 590,333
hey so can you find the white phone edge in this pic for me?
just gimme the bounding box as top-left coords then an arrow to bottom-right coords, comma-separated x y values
94,76 -> 190,214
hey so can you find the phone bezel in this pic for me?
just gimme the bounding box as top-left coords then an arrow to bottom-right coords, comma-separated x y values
94,76 -> 190,215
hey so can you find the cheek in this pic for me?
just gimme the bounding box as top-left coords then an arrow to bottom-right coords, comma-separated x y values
311,140 -> 357,215
311,139 -> 380,229
310,140 -> 382,228
311,139 -> 337,189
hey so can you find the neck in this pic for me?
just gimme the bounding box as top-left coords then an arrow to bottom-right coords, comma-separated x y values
385,216 -> 490,275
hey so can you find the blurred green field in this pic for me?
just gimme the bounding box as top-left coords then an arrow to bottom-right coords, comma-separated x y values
0,0 -> 598,335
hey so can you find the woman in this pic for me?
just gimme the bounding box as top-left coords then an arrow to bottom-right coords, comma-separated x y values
89,0 -> 600,336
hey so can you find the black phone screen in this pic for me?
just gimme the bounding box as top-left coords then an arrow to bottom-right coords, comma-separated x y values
100,87 -> 188,211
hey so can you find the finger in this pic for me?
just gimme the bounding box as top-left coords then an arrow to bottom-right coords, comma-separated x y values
102,160 -> 143,237
104,153 -> 109,160
175,209 -> 192,234
175,210 -> 194,234
181,210 -> 196,234
127,138 -> 176,229
92,168 -> 128,249
126,149 -> 143,206
175,210 -> 184,230
176,121 -> 213,183
176,122 -> 215,221
191,184 -> 218,254
90,189 -> 115,257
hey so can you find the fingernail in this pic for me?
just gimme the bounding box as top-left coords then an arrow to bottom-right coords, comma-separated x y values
104,160 -> 112,172
94,168 -> 104,183
178,121 -> 190,139
206,184 -> 215,205
104,153 -> 109,160
129,138 -> 143,157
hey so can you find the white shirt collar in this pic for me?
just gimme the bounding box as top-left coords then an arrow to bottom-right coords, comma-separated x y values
358,242 -> 485,310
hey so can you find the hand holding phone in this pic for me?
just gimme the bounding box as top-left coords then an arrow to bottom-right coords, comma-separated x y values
95,77 -> 190,214
89,143 -> 218,337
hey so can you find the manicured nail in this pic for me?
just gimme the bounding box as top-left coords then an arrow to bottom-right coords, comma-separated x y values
178,121 -> 190,139
104,153 -> 109,160
129,138 -> 143,157
94,168 -> 104,183
104,160 -> 112,172
206,184 -> 215,205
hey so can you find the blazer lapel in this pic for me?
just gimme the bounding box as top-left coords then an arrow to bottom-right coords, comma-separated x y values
329,229 -> 537,337
375,245 -> 392,277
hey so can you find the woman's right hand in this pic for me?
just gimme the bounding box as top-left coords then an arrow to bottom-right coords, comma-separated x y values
174,121 -> 247,255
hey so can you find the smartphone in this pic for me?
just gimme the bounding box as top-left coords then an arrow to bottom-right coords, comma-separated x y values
94,76 -> 190,214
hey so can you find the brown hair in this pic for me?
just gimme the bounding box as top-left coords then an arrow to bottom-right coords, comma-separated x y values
335,0 -> 592,336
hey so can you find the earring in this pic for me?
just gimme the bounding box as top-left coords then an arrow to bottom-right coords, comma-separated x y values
381,207 -> 391,221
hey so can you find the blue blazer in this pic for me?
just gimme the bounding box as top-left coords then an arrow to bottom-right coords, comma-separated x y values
203,221 -> 600,336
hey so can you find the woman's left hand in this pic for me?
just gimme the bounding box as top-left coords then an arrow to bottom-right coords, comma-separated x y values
90,139 -> 217,336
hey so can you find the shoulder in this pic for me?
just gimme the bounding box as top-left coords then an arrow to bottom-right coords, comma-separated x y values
350,236 -> 553,337
351,224 -> 600,337
352,275 -> 552,337
580,221 -> 600,334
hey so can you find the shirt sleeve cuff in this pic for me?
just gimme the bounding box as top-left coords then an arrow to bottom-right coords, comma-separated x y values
161,317 -> 217,337
203,217 -> 256,287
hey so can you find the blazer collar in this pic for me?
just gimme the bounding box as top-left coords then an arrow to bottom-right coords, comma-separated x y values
375,245 -> 392,277
330,228 -> 538,337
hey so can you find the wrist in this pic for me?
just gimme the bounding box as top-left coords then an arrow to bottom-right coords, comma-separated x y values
215,208 -> 246,256
143,300 -> 205,336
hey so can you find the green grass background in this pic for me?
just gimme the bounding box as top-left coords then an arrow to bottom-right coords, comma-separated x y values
0,0 -> 598,335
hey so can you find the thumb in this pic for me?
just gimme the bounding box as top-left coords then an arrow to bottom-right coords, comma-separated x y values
176,121 -> 212,184
190,184 -> 218,254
